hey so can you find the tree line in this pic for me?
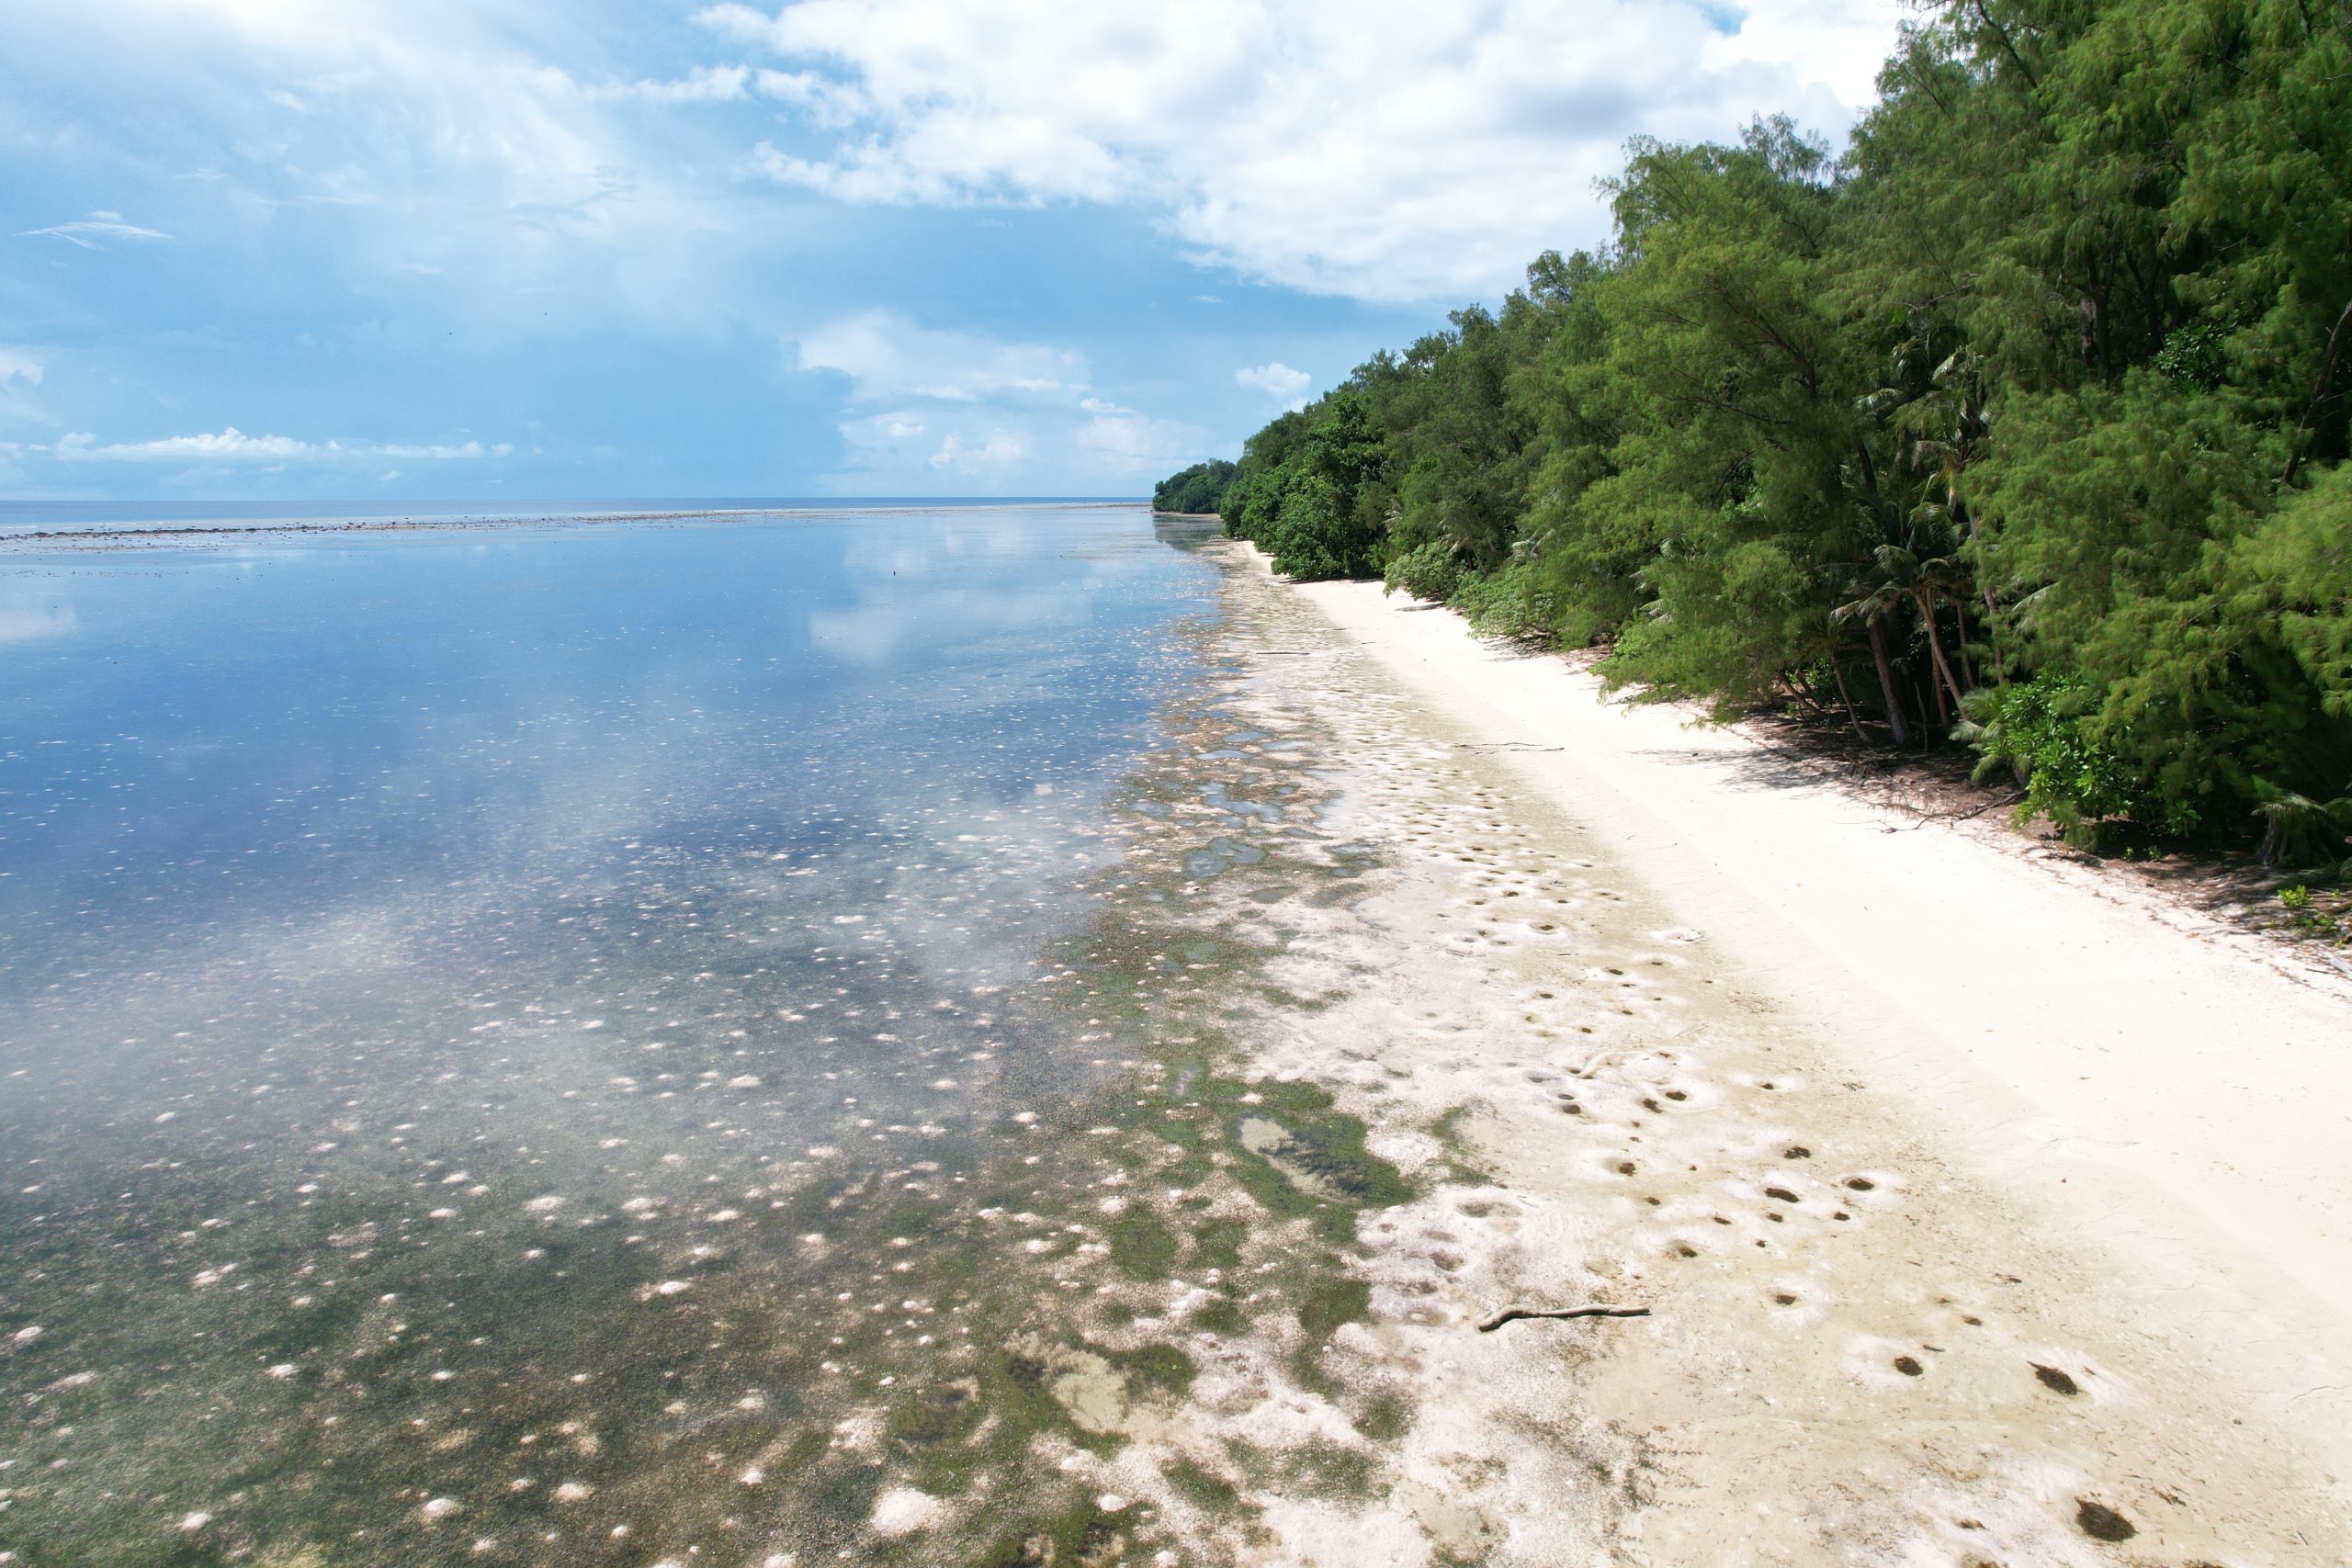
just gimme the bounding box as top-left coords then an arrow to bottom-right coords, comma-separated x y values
1153,460 -> 1238,515
1172,0 -> 2351,862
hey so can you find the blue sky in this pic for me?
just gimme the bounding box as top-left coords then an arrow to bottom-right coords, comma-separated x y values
0,0 -> 1899,501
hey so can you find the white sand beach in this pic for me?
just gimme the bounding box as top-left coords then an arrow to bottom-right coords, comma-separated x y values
1158,546 -> 2352,1562
1293,570 -> 2352,1332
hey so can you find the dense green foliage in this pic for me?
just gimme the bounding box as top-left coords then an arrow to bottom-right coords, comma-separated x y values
1152,459 -> 1238,514
1168,0 -> 2352,854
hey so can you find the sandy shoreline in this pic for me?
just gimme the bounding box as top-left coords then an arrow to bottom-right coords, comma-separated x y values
1181,543 -> 2352,1561
1290,568 -> 2352,1317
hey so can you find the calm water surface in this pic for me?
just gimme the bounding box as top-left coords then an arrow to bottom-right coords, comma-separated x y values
0,505 -> 1219,1562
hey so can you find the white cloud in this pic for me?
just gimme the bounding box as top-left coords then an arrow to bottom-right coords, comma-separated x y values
705,0 -> 1901,299
796,310 -> 1213,490
8,2 -> 764,334
51,428 -> 512,462
20,212 -> 174,248
796,310 -> 1085,401
1236,361 -> 1312,408
749,68 -> 873,128
588,65 -> 752,104
0,350 -> 40,385
829,400 -> 1212,491
926,430 -> 1027,474
1075,410 -> 1214,470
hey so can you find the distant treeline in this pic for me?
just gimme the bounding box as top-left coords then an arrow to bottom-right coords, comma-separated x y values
1168,0 -> 2352,861
1153,460 -> 1238,515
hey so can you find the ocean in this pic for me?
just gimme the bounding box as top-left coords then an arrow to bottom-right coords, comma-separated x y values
0,502 -> 1233,1562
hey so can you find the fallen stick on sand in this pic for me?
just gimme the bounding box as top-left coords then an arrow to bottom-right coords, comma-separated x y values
1478,1306 -> 1652,1333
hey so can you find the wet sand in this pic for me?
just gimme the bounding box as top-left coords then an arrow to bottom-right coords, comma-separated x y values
1203,544 -> 2352,1561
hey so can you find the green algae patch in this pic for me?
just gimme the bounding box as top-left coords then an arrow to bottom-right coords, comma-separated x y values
1111,1341 -> 1199,1398
996,1341 -> 1125,1450
1189,1297 -> 1249,1336
1430,1103 -> 1495,1184
1164,1453 -> 1246,1513
1289,1273 -> 1375,1394
1353,1390 -> 1414,1443
1108,1208 -> 1182,1280
887,1377 -> 992,1496
1299,1276 -> 1373,1342
1281,1438 -> 1385,1501
972,1494 -> 1134,1568
1216,1079 -> 1411,1244
1190,1217 -> 1250,1273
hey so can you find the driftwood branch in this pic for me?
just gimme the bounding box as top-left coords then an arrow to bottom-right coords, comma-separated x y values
1478,1305 -> 1652,1332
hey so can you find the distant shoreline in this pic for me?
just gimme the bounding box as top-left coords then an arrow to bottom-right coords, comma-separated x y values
0,499 -> 1146,548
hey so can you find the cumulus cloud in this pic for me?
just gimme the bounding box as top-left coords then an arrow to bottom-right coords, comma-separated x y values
19,211 -> 173,248
588,64 -> 753,104
796,310 -> 1086,401
704,0 -> 1900,299
1236,361 -> 1312,408
832,400 -> 1208,491
8,1 -> 760,336
926,430 -> 1027,474
51,428 -> 512,462
805,312 -> 1214,491
1075,409 -> 1216,470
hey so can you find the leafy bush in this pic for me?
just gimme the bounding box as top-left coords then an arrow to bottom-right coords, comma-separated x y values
1382,538 -> 1463,602
1452,558 -> 1555,643
1961,671 -> 2198,847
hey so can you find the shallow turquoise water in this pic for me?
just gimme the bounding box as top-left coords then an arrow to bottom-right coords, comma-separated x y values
0,504 -> 1220,1562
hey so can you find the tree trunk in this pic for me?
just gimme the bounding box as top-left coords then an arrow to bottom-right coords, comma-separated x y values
2283,295 -> 2352,487
1829,657 -> 1868,745
1865,616 -> 1912,748
1916,586 -> 1968,724
1950,592 -> 1974,687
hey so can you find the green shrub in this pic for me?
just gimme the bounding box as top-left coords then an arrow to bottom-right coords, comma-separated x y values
1451,559 -> 1555,643
1383,538 -> 1463,603
1961,671 -> 2199,846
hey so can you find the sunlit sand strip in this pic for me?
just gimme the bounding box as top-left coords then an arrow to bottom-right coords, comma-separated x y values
1251,553 -> 2352,1531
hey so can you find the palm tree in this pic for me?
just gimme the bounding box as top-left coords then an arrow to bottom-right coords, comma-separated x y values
1893,343 -> 2018,678
1832,564 -> 1915,747
1874,533 -> 1971,726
